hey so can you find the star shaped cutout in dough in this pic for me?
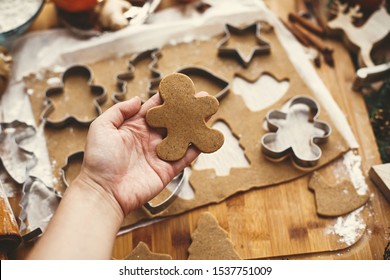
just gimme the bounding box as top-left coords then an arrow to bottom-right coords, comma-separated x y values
217,22 -> 271,67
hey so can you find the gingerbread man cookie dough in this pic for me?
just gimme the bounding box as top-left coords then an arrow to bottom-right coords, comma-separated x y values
146,73 -> 224,161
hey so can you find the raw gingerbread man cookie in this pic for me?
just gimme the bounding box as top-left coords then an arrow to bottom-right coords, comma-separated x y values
146,73 -> 224,161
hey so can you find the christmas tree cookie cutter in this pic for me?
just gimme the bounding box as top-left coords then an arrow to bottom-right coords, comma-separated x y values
217,21 -> 271,68
41,65 -> 107,127
261,96 -> 331,168
114,48 -> 162,103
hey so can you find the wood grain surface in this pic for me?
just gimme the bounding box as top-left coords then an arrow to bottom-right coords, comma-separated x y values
113,0 -> 390,259
109,1 -> 390,260
17,0 -> 390,260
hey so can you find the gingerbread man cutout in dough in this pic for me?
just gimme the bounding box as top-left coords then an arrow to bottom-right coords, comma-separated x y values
146,73 -> 224,161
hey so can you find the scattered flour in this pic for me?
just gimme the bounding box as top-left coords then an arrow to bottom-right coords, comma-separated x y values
326,207 -> 366,246
342,150 -> 368,195
325,151 -> 369,245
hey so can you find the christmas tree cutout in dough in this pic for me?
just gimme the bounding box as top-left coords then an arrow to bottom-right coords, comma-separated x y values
193,121 -> 249,176
188,212 -> 241,260
123,242 -> 172,260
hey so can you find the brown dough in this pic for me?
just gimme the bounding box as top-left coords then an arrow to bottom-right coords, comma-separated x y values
122,241 -> 172,260
309,172 -> 369,217
146,73 -> 224,161
188,212 -> 241,260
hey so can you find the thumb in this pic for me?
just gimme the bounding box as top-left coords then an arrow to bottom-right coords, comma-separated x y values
97,97 -> 142,128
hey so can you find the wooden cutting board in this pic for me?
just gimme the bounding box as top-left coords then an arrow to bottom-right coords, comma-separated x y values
110,1 -> 390,260
15,0 -> 390,260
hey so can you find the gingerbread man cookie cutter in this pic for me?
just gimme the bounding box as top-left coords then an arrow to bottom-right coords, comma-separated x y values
41,65 -> 107,127
114,48 -> 162,103
217,21 -> 271,68
146,73 -> 224,161
261,96 -> 331,168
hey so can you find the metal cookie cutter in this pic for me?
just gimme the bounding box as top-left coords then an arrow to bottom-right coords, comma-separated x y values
217,21 -> 271,68
144,168 -> 186,215
114,48 -> 162,103
41,65 -> 107,127
61,151 -> 84,192
177,67 -> 230,101
60,151 -> 185,215
0,121 -> 37,184
261,96 -> 331,168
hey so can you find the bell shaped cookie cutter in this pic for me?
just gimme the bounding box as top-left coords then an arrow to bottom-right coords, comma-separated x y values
261,96 -> 331,168
41,65 -> 107,127
114,48 -> 162,103
177,67 -> 230,101
144,168 -> 186,215
217,21 -> 271,68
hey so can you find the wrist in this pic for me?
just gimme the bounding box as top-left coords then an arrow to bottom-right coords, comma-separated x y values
28,170 -> 125,259
71,170 -> 125,226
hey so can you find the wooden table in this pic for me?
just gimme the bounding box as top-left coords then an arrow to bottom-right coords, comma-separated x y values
22,0 -> 390,260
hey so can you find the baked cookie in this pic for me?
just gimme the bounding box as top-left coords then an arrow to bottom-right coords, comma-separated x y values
146,73 -> 224,161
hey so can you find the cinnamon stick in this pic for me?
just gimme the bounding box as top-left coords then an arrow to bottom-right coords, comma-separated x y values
282,19 -> 310,46
292,22 -> 334,66
288,12 -> 325,36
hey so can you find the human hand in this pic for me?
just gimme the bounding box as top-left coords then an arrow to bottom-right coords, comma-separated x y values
77,93 -> 203,217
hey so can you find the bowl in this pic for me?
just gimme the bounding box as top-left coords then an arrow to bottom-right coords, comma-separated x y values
0,0 -> 45,47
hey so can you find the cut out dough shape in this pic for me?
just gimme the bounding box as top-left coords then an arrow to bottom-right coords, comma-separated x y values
309,172 -> 369,217
146,73 -> 224,161
232,74 -> 289,112
188,212 -> 241,260
122,242 -> 172,260
193,121 -> 250,176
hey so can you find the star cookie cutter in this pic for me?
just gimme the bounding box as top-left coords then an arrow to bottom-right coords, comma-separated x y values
261,96 -> 331,168
144,168 -> 186,215
114,48 -> 162,103
177,67 -> 230,101
41,65 -> 107,127
217,21 -> 271,68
